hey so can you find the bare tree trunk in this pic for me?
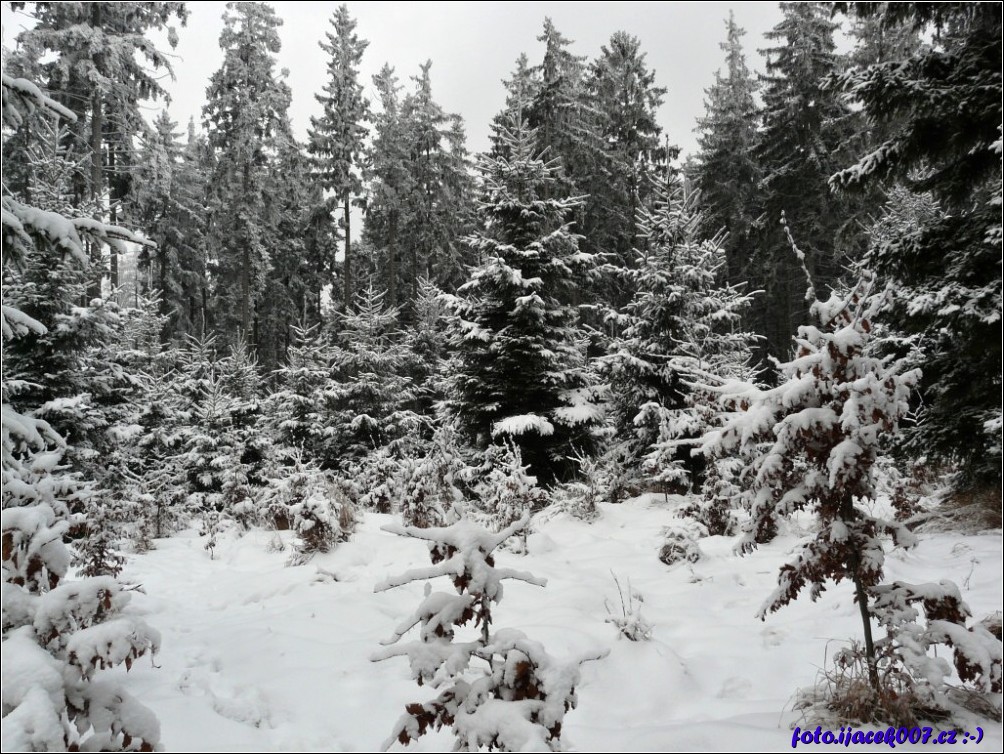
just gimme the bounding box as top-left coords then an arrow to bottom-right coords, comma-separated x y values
343,192 -> 352,311
388,211 -> 398,308
88,90 -> 103,301
88,3 -> 104,301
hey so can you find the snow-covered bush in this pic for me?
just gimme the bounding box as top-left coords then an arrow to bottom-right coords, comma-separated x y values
263,453 -> 351,561
657,520 -> 707,566
551,449 -> 603,521
373,514 -> 602,751
604,574 -> 653,641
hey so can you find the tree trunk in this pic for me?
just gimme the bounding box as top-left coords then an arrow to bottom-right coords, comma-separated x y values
853,567 -> 881,694
88,3 -> 104,301
88,91 -> 103,301
108,149 -> 119,291
388,211 -> 398,307
343,192 -> 352,311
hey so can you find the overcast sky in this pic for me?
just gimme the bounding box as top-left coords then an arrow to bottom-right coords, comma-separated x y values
5,1 -> 795,157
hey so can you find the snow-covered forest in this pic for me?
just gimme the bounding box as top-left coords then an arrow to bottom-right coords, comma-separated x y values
1,2 -> 1001,751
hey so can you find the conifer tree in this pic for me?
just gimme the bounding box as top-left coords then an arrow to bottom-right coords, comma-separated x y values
586,32 -> 669,280
13,1 -> 188,293
599,174 -> 754,497
134,112 -> 210,341
321,285 -> 421,467
830,2 -> 1003,492
749,2 -> 865,362
308,3 -> 370,312
528,19 -> 600,205
694,12 -> 760,285
445,104 -> 596,486
203,0 -> 292,349
2,71 -> 162,753
364,65 -> 412,309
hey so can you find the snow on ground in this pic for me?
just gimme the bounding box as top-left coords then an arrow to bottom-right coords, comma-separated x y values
113,494 -> 1003,751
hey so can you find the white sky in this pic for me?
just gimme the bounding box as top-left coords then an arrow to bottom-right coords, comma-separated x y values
4,1 -> 789,158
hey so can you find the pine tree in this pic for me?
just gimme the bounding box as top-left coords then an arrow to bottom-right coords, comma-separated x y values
445,104 -> 596,486
830,2 -> 1003,492
693,12 -> 760,286
203,0 -> 292,349
308,3 -> 370,312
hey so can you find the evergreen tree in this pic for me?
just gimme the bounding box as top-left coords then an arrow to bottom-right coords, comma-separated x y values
308,3 -> 370,312
364,65 -> 412,309
400,61 -> 476,301
586,32 -> 669,280
321,285 -> 421,467
830,2 -> 1003,492
750,2 -> 865,363
693,12 -> 760,286
203,0 -> 292,349
267,321 -> 332,460
134,113 -> 210,341
2,70 -> 163,753
445,105 -> 596,486
13,1 -> 188,293
528,19 -> 600,205
599,174 -> 754,498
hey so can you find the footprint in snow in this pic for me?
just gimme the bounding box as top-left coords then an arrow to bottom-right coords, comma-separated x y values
717,676 -> 753,698
761,625 -> 786,648
177,663 -> 278,729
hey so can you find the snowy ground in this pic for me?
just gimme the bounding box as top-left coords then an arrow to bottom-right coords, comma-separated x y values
114,495 -> 1002,752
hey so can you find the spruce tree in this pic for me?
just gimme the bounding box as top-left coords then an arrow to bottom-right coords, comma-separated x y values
308,3 -> 370,312
203,0 -> 292,349
2,70 -> 163,753
830,2 -> 1003,492
750,2 -> 865,363
599,174 -> 754,498
694,12 -> 760,286
586,32 -> 669,280
445,104 -> 595,486
364,65 -> 412,309
134,112 -> 210,341
13,1 -> 188,294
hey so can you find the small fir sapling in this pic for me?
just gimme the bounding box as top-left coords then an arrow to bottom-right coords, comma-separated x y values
474,441 -> 548,552
399,425 -> 466,528
373,513 -> 603,751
